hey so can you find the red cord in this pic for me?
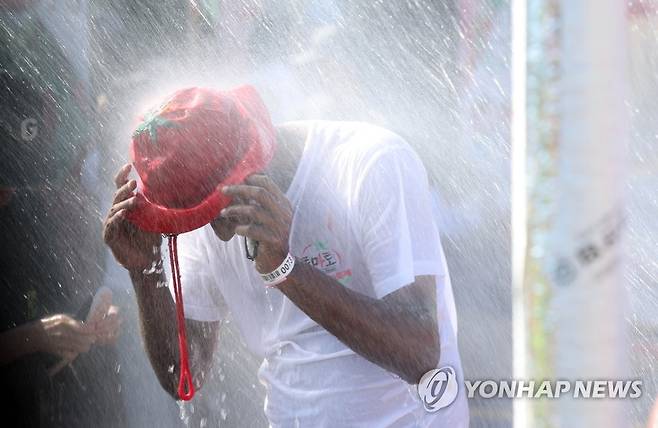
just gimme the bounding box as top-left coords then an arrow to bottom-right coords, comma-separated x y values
168,235 -> 195,401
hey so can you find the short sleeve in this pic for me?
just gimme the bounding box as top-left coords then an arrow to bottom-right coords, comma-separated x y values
168,226 -> 227,322
354,146 -> 446,298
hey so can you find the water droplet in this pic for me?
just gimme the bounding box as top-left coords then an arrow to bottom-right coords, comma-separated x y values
143,259 -> 163,275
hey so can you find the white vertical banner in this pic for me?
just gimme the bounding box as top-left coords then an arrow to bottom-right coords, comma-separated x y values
518,0 -> 630,426
549,0 -> 629,425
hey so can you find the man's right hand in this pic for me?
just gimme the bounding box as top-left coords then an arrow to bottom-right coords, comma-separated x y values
103,164 -> 162,271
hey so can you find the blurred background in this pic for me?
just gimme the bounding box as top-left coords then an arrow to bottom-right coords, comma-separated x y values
0,0 -> 655,427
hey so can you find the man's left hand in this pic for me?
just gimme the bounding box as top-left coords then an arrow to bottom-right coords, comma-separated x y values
221,174 -> 293,274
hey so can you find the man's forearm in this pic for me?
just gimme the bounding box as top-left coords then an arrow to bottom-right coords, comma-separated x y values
129,268 -> 181,396
278,261 -> 439,384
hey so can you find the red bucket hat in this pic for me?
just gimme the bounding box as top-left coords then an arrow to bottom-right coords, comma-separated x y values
127,85 -> 275,234
126,86 -> 275,401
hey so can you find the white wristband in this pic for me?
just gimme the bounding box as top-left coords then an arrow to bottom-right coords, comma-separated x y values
261,253 -> 296,287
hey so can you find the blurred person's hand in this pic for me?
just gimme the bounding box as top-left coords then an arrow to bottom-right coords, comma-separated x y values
32,314 -> 96,360
0,312 -> 94,367
92,305 -> 122,346
44,293 -> 122,377
103,164 -> 162,271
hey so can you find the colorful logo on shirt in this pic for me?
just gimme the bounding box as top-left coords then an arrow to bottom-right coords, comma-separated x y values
301,240 -> 352,285
418,366 -> 459,412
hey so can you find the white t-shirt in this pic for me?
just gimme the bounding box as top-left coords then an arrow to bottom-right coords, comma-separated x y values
172,121 -> 469,427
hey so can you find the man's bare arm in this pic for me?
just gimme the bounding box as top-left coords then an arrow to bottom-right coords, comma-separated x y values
278,267 -> 439,384
104,164 -> 219,399
129,269 -> 220,398
222,174 -> 440,384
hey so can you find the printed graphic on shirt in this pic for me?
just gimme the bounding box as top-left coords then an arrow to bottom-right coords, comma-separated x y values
301,240 -> 353,285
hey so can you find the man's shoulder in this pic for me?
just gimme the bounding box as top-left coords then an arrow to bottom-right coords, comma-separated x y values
329,122 -> 424,172
294,120 -> 413,160
282,120 -> 405,142
279,121 -> 426,189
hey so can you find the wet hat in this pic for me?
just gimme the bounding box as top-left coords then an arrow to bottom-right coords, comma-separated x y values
127,85 -> 276,234
126,86 -> 275,401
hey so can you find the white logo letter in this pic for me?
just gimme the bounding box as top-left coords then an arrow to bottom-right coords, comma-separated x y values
630,380 -> 642,398
464,380 -> 481,398
555,381 -> 571,397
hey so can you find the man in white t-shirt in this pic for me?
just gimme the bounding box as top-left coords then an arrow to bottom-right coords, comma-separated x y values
103,87 -> 468,427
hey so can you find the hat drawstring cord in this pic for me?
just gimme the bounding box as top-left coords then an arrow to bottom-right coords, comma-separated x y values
167,234 -> 195,401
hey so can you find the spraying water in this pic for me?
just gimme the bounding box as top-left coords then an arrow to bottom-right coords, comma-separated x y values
0,1 -> 656,427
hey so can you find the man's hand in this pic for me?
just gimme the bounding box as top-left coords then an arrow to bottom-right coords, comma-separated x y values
33,314 -> 96,359
221,174 -> 293,273
103,163 -> 162,271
